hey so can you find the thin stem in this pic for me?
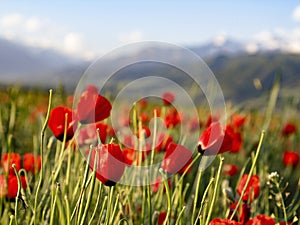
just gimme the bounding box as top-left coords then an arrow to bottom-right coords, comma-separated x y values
105,186 -> 115,225
49,183 -> 60,225
34,89 -> 52,225
191,169 -> 203,224
12,164 -> 20,225
159,169 -> 171,225
230,130 -> 265,220
204,156 -> 224,225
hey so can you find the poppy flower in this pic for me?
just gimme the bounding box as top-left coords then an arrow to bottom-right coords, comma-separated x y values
223,164 -> 238,177
245,214 -> 275,225
162,92 -> 175,105
75,85 -> 112,124
164,108 -> 181,128
161,142 -> 193,175
198,122 -> 241,155
209,218 -> 242,225
229,202 -> 251,224
77,122 -> 108,146
282,150 -> 300,167
231,114 -> 247,129
48,106 -> 75,142
7,175 -> 27,199
279,222 -> 292,225
237,174 -> 260,203
138,98 -> 148,108
139,112 -> 150,123
23,153 -> 42,174
88,143 -> 125,186
1,153 -> 21,175
0,175 -> 27,199
137,125 -> 151,139
122,148 -> 148,165
155,133 -> 173,152
151,176 -> 171,193
206,115 -> 219,128
157,211 -> 167,225
281,122 -> 297,137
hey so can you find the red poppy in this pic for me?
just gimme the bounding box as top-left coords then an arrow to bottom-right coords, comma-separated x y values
48,106 -> 75,142
231,114 -> 247,129
162,92 -> 175,105
89,143 -> 125,186
281,122 -> 297,137
23,153 -> 42,174
77,122 -> 108,146
227,126 -> 242,153
157,212 -> 167,225
0,175 -> 27,199
151,176 -> 172,193
279,222 -> 292,225
161,142 -> 193,175
223,164 -> 238,176
206,115 -> 219,128
283,150 -> 300,167
75,85 -> 112,124
122,148 -> 148,165
138,98 -> 148,108
152,106 -> 161,117
245,215 -> 275,225
164,108 -> 181,128
137,125 -> 151,139
155,133 -> 173,152
139,112 -> 150,123
229,202 -> 251,224
209,218 -> 242,225
198,122 -> 241,155
7,175 -> 27,199
237,174 -> 260,203
1,153 -> 21,175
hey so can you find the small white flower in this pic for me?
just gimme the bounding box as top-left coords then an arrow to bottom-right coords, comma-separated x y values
268,171 -> 279,180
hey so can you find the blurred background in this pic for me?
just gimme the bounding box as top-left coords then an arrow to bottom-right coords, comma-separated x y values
0,1 -> 300,105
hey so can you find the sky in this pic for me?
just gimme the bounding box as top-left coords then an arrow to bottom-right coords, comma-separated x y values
1,1 -> 300,60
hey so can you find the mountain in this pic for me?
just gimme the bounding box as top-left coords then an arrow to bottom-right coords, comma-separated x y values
0,37 -> 88,88
0,37 -> 300,104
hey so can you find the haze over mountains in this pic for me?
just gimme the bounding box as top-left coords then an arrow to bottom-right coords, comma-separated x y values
0,36 -> 299,103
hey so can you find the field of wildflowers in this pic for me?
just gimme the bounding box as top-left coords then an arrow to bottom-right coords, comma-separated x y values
0,82 -> 299,225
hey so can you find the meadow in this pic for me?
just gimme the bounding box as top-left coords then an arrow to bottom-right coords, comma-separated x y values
0,82 -> 299,225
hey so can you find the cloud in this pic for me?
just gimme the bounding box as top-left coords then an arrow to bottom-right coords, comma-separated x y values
247,28 -> 300,54
118,30 -> 143,43
0,13 -> 23,27
0,13 -> 94,60
292,5 -> 300,22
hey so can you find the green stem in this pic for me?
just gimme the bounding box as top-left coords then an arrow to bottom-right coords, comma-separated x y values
175,206 -> 186,225
230,130 -> 265,220
204,156 -> 224,225
276,183 -> 288,225
105,186 -> 115,225
191,169 -> 203,224
34,89 -> 52,225
194,178 -> 214,225
49,183 -> 60,225
64,195 -> 71,225
159,169 -> 171,225
12,164 -> 20,225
